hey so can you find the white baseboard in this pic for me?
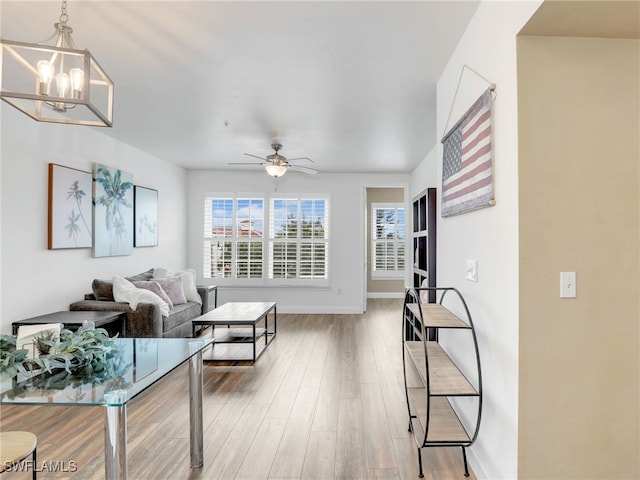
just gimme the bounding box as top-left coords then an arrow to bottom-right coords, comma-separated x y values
275,306 -> 364,314
467,446 -> 489,480
366,292 -> 405,299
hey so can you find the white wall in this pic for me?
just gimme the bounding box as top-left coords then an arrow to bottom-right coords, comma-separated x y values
187,170 -> 409,313
409,147 -> 438,196
0,103 -> 189,333
410,1 -> 542,478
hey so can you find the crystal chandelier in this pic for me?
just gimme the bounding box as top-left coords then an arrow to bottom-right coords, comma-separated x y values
0,0 -> 114,127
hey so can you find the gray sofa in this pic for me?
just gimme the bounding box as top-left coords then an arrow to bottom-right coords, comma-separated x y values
69,269 -> 209,338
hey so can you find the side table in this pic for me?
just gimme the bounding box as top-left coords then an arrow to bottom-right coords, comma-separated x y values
200,285 -> 218,311
12,311 -> 126,337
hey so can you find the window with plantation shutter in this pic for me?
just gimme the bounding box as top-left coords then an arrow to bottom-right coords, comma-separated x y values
371,203 -> 405,278
203,194 -> 329,283
203,196 -> 264,279
270,197 -> 329,280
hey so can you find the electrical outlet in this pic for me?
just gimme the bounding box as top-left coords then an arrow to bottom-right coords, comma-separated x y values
466,260 -> 478,282
560,272 -> 576,298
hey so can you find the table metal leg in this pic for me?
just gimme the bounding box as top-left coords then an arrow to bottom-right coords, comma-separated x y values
252,324 -> 257,361
189,344 -> 204,468
104,400 -> 127,480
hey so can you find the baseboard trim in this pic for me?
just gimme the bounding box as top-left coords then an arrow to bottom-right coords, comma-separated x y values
275,306 -> 364,314
367,292 -> 405,299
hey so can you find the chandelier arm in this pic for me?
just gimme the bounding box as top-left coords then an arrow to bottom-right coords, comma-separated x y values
36,31 -> 60,45
63,29 -> 76,49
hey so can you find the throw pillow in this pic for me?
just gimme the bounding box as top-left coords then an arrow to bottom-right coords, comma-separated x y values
153,267 -> 202,304
112,276 -> 170,317
133,280 -> 174,309
125,268 -> 154,282
151,277 -> 187,305
92,279 -> 114,301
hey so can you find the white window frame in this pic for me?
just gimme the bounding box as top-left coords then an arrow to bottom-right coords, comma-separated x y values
269,195 -> 329,283
371,202 -> 406,279
203,196 -> 265,282
203,193 -> 330,286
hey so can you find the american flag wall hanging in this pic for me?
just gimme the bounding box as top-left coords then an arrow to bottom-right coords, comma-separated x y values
441,88 -> 495,217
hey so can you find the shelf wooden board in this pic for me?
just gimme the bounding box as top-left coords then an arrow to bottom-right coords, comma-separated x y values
404,354 -> 425,389
404,341 -> 478,396
202,341 -> 268,362
407,390 -> 471,443
213,327 -> 267,342
406,303 -> 470,329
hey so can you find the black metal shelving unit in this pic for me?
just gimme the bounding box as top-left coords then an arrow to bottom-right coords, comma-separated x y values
411,188 -> 437,340
402,286 -> 482,478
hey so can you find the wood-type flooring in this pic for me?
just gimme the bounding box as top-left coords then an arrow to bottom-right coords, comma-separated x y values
0,298 -> 476,479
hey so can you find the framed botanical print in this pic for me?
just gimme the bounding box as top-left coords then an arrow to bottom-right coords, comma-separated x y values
92,163 -> 134,257
134,186 -> 158,247
48,163 -> 92,249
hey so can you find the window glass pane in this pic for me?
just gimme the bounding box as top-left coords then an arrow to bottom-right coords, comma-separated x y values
237,198 -> 264,238
301,199 -> 327,239
272,199 -> 298,239
397,208 -> 405,240
211,198 -> 233,237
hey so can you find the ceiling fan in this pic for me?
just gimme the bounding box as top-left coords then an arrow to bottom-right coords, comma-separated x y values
229,142 -> 318,177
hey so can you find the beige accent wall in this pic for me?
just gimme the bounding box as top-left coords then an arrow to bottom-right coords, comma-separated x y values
517,35 -> 639,479
366,187 -> 405,294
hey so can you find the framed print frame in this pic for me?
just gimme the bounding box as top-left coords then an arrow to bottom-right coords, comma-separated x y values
92,163 -> 134,257
48,163 -> 92,249
134,186 -> 158,247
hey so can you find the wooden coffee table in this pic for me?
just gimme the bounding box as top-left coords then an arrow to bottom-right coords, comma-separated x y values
192,302 -> 276,362
12,311 -> 126,337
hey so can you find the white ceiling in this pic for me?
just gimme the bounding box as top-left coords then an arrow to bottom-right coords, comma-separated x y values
1,1 -> 481,174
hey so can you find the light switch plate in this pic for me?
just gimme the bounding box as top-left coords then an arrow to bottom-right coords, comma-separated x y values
466,260 -> 478,282
560,272 -> 576,298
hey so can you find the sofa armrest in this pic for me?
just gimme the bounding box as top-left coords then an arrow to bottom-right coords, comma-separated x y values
70,300 -> 163,338
196,286 -> 209,315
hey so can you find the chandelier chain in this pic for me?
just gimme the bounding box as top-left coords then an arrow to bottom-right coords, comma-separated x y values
59,0 -> 69,25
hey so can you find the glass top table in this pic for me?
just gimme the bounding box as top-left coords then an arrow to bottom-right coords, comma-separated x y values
1,337 -> 213,479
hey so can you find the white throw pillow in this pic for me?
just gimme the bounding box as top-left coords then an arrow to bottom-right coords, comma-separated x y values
113,276 -> 170,317
153,267 -> 201,304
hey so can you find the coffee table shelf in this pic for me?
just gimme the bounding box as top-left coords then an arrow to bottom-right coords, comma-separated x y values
193,302 -> 276,363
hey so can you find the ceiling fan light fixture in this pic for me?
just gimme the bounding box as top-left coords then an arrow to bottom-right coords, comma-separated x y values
265,164 -> 287,177
0,0 -> 114,126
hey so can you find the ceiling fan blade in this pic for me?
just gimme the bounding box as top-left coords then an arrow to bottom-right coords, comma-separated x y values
243,153 -> 267,161
228,162 -> 265,166
287,157 -> 314,163
289,165 -> 319,175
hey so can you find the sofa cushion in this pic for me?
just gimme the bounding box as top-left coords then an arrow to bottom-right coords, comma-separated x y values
126,268 -> 154,282
112,276 -> 170,317
163,302 -> 200,334
92,279 -> 115,301
91,269 -> 155,302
